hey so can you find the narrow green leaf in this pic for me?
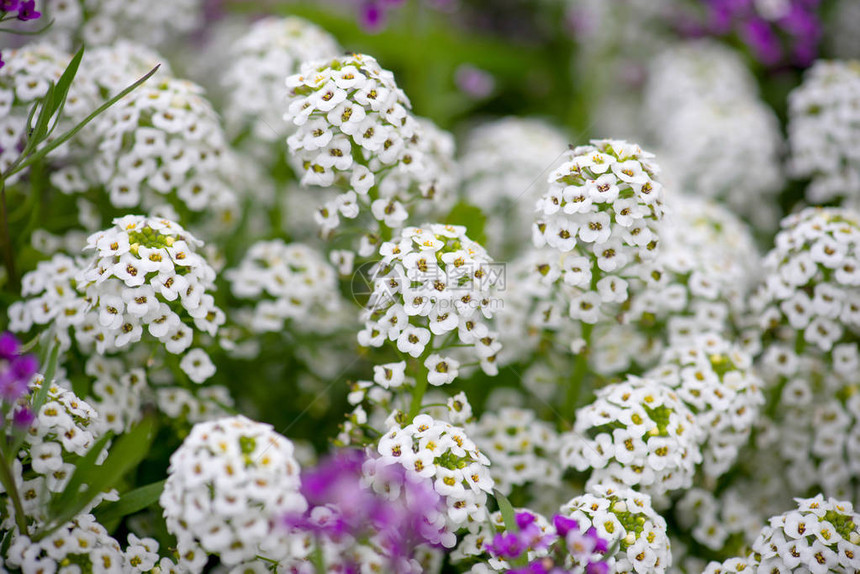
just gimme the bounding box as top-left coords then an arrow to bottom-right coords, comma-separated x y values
47,432 -> 113,518
494,488 -> 518,534
49,46 -> 84,119
94,479 -> 166,525
22,82 -> 55,155
444,201 -> 487,245
493,488 -> 528,567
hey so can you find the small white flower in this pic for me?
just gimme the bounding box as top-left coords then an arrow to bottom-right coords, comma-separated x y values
179,349 -> 216,384
425,354 -> 460,386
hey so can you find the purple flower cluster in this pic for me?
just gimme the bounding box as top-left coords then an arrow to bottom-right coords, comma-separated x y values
283,449 -> 448,571
689,0 -> 821,66
486,512 -> 610,574
0,332 -> 37,428
0,0 -> 40,21
0,0 -> 41,70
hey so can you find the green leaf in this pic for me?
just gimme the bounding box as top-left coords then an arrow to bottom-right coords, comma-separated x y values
52,47 -> 84,117
494,488 -> 518,533
44,46 -> 85,137
94,479 -> 166,526
444,201 -> 487,245
37,416 -> 156,540
47,432 -> 113,520
28,82 -> 55,146
493,488 -> 528,567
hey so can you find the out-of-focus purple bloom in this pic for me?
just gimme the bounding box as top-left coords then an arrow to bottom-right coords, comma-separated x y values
743,18 -> 782,65
282,449 -> 447,570
455,64 -> 495,100
12,406 -> 34,428
585,561 -> 610,574
552,515 -> 578,538
360,1 -> 386,31
353,0 -> 457,32
0,332 -> 19,358
486,511 -> 611,574
16,0 -> 39,20
693,0 -> 821,66
0,332 -> 37,404
0,0 -> 20,12
488,531 -> 528,560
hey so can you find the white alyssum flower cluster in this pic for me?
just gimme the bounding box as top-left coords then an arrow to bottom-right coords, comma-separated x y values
706,495 -> 860,573
751,207 -> 860,353
755,344 -> 860,501
6,514 -> 126,573
48,43 -> 171,203
533,139 -> 664,324
226,240 -> 344,334
46,0 -> 203,50
90,74 -> 240,225
359,224 -> 503,377
222,16 -> 340,143
675,488 -> 763,553
3,377 -> 101,530
559,376 -> 703,494
644,41 -> 784,229
643,41 -> 759,119
494,247 -> 566,366
591,193 -> 761,378
160,415 -> 307,571
471,406 -> 561,495
460,117 -> 569,256
788,60 -> 860,207
0,42 -> 97,184
377,414 -> 494,538
638,194 -> 759,339
83,356 -> 147,434
561,483 -> 672,574
74,216 -> 223,375
284,53 -> 454,236
646,333 -> 764,480
8,253 -> 89,349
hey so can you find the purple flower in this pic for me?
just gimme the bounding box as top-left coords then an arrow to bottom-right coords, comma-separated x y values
743,18 -> 782,65
455,64 -> 495,100
0,332 -> 19,359
16,0 -> 39,20
0,0 -> 20,12
0,333 -> 37,404
487,531 -> 527,560
11,406 -> 34,428
359,1 -> 386,32
689,0 -> 822,66
552,514 -> 578,538
282,450 -> 447,568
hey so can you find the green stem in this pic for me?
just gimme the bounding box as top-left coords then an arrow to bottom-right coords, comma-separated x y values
0,183 -> 18,291
565,322 -> 594,419
0,440 -> 29,537
311,539 -> 326,574
407,360 -> 429,421
564,261 -> 602,417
